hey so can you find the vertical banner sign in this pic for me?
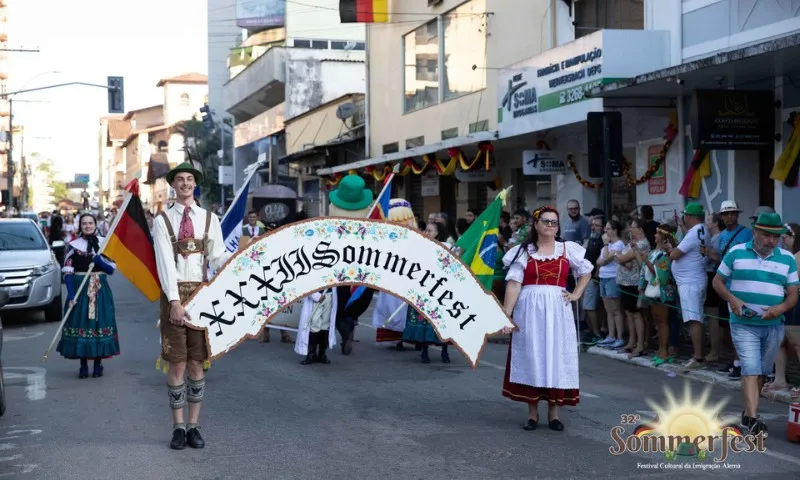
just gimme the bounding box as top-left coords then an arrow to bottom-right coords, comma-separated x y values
647,144 -> 666,195
182,218 -> 513,368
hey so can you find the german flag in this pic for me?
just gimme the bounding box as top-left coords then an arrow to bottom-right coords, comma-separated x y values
103,179 -> 161,302
678,149 -> 711,199
340,0 -> 389,23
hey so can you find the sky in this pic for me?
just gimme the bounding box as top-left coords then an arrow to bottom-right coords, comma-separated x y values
7,0 -> 209,183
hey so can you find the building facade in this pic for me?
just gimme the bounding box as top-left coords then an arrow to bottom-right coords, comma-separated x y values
103,74 -> 209,213
218,0 -> 367,195
322,0 -> 800,225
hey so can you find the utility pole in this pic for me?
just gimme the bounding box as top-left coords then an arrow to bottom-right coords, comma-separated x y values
6,98 -> 13,213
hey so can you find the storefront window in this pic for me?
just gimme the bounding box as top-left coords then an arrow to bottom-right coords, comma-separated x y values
443,0 -> 486,100
403,20 -> 439,113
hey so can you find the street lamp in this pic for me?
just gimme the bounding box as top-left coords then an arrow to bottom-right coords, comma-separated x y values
3,70 -> 60,213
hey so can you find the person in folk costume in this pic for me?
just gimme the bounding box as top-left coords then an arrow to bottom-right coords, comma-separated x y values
56,213 -> 120,378
500,206 -> 593,432
402,221 -> 454,363
372,199 -> 414,350
152,162 -> 230,450
294,289 -> 338,364
327,174 -> 377,355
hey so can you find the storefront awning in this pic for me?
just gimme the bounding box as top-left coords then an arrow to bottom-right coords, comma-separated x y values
316,130 -> 498,176
587,33 -> 800,99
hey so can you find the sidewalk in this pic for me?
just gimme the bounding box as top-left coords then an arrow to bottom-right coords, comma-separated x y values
487,332 -> 799,405
585,344 -> 799,406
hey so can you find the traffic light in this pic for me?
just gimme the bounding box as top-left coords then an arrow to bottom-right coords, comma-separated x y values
200,105 -> 213,131
107,76 -> 124,114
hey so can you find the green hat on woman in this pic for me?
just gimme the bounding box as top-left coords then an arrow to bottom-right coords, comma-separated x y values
682,202 -> 705,217
167,161 -> 204,184
751,212 -> 788,235
328,174 -> 373,211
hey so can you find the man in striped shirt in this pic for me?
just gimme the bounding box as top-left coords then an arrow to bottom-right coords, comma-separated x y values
712,212 -> 799,435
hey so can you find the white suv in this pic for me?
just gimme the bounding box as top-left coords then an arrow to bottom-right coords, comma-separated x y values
0,218 -> 63,322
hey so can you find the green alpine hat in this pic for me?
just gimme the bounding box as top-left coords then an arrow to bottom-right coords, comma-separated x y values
328,174 -> 373,211
682,202 -> 705,217
167,161 -> 204,184
751,212 -> 788,235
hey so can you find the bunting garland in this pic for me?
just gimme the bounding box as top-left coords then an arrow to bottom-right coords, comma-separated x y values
321,141 -> 495,187
565,114 -> 678,190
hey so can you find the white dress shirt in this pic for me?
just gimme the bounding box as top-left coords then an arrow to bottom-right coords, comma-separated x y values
152,201 -> 230,302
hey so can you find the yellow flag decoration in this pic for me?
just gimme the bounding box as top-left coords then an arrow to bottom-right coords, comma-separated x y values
771,112 -> 800,186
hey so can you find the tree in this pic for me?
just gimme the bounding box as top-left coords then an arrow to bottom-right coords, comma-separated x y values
177,119 -> 223,206
37,160 -> 74,204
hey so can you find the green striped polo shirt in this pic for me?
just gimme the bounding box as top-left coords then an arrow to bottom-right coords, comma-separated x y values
716,241 -> 799,326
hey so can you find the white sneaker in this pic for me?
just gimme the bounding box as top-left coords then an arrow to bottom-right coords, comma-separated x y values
610,339 -> 625,349
597,336 -> 615,346
682,358 -> 704,370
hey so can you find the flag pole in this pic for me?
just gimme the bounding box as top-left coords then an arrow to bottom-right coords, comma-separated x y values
41,183 -> 137,364
224,158 -> 266,218
364,163 -> 399,219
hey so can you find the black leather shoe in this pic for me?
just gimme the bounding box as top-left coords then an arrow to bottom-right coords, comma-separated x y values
549,419 -> 565,431
523,418 -> 538,431
300,354 -> 315,365
317,353 -> 331,364
186,428 -> 205,449
170,429 -> 186,450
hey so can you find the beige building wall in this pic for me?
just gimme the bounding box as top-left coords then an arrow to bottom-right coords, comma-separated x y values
285,94 -> 363,155
367,0 -> 552,157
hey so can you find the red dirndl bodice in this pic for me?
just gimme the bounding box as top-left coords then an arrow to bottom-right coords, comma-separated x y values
521,247 -> 569,288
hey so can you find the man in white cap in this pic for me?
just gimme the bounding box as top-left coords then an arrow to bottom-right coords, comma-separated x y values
749,205 -> 775,222
708,200 -> 753,379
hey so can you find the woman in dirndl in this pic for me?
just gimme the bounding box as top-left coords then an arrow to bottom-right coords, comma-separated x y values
501,206 -> 593,431
56,213 -> 120,378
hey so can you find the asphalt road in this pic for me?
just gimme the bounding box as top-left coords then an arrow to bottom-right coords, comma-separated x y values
1,275 -> 799,479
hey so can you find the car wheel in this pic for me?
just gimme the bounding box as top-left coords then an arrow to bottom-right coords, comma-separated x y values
44,295 -> 63,322
0,359 -> 6,417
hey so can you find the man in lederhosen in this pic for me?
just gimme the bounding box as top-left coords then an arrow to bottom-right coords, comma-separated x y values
152,162 -> 230,450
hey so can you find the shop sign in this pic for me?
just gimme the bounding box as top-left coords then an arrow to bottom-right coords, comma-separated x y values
497,30 -> 670,138
522,150 -> 566,175
690,90 -> 775,150
646,144 -> 666,195
454,166 -> 496,182
236,0 -> 285,29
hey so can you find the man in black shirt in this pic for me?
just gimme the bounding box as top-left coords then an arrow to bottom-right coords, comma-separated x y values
582,215 -> 606,343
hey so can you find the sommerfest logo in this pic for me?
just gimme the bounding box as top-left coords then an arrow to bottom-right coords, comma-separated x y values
609,383 -> 766,463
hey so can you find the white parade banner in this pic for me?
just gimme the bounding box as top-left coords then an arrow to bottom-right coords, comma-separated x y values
182,217 -> 513,368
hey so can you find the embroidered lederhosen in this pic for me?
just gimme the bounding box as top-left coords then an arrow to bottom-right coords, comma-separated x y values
158,209 -> 212,363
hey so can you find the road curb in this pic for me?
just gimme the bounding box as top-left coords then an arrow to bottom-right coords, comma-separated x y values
585,345 -> 796,406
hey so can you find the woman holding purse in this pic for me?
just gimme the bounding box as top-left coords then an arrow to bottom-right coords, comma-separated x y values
642,223 -> 678,366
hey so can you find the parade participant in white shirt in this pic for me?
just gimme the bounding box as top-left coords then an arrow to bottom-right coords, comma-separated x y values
152,162 -> 230,451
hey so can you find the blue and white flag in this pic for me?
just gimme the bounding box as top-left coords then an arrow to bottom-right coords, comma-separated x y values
220,181 -> 249,253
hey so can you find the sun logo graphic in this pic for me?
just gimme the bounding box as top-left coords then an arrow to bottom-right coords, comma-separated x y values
609,383 -> 767,463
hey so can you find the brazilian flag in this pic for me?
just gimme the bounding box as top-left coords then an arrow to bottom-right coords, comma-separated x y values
454,188 -> 510,291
